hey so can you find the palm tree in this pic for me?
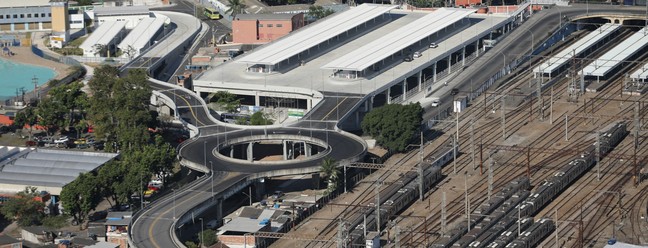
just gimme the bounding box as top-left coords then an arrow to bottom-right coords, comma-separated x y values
320,157 -> 339,194
226,0 -> 246,19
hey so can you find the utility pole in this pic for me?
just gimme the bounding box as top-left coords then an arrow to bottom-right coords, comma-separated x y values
550,86 -> 554,125
470,117 -> 475,170
596,130 -> 601,181
337,218 -> 347,248
453,135 -> 457,174
501,95 -> 506,140
537,75 -> 544,121
555,209 -> 559,248
441,191 -> 447,234
465,173 -> 470,232
565,114 -> 569,141
418,133 -> 424,201
634,102 -> 639,186
376,182 -> 381,234
488,154 -> 493,201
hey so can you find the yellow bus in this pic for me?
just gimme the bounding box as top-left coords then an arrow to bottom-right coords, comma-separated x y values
204,7 -> 222,20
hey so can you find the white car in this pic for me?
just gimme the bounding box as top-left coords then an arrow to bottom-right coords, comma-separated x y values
429,42 -> 439,48
413,51 -> 422,58
431,98 -> 441,107
54,136 -> 69,144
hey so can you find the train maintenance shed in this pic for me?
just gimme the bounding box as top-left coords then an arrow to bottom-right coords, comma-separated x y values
580,26 -> 648,80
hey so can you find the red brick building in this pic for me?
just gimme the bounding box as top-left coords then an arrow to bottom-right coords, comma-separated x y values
232,13 -> 305,44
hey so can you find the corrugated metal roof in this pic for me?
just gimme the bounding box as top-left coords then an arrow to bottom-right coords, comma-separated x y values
534,23 -> 620,74
94,6 -> 149,16
321,8 -> 476,71
13,159 -> 98,171
235,13 -> 299,20
27,150 -> 115,164
235,4 -> 397,65
2,165 -> 85,177
79,21 -> 127,51
581,26 -> 648,77
0,172 -> 75,186
118,17 -> 166,51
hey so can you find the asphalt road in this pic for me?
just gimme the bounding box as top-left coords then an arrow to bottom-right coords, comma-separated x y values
132,5 -> 648,248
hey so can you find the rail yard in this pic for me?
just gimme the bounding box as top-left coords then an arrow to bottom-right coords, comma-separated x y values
267,15 -> 648,248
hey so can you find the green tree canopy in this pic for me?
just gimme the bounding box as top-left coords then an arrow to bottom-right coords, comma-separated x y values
226,0 -> 246,18
308,5 -> 335,20
14,107 -> 38,139
361,103 -> 423,152
37,97 -> 67,136
319,157 -> 339,194
0,187 -> 45,226
199,229 -> 218,247
212,91 -> 241,113
249,111 -> 273,125
60,172 -> 101,226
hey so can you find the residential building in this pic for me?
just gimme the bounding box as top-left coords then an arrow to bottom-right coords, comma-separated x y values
232,13 -> 304,44
0,0 -> 53,32
0,235 -> 22,248
105,211 -> 132,248
218,207 -> 292,248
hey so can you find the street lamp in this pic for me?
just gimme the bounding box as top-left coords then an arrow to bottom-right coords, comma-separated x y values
199,218 -> 204,248
173,188 -> 176,220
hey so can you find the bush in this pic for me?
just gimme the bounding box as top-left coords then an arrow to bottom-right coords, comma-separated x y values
42,215 -> 69,229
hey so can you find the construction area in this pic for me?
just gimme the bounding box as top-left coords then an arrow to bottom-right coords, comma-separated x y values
245,16 -> 648,248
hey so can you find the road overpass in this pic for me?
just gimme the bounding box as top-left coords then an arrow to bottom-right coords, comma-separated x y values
129,3 -> 648,248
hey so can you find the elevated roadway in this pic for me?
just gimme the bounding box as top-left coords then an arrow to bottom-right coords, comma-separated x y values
130,4 -> 648,248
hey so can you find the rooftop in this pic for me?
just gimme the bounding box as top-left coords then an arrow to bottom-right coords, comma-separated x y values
79,21 -> 127,50
322,8 -> 476,71
0,0 -> 50,8
235,13 -> 301,21
105,211 -> 132,226
0,234 -> 20,245
94,6 -> 150,16
235,4 -> 397,65
581,26 -> 648,77
0,147 -> 118,195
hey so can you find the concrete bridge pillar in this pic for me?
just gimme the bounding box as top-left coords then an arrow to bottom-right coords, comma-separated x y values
387,87 -> 391,104
418,71 -> 422,92
307,99 -> 312,110
254,180 -> 266,200
475,40 -> 479,56
448,56 -> 452,72
283,140 -> 288,160
402,80 -> 407,99
254,94 -> 260,106
304,142 -> 312,157
462,46 -> 466,66
247,142 -> 254,162
433,62 -> 437,82
215,198 -> 223,225
230,146 -> 234,158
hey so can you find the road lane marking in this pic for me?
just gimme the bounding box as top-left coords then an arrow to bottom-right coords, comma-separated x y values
170,91 -> 206,126
320,97 -> 348,121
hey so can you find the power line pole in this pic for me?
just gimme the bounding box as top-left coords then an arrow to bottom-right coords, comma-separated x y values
501,95 -> 506,140
470,117 -> 475,170
441,191 -> 447,234
465,173 -> 470,232
550,86 -> 554,125
555,209 -> 559,248
453,135 -> 457,174
537,74 -> 544,121
596,129 -> 601,181
488,154 -> 493,201
419,133 -> 424,201
376,181 -> 381,234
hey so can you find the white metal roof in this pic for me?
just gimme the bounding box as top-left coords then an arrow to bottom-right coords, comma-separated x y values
534,23 -> 620,74
580,26 -> 648,77
79,21 -> 127,51
235,4 -> 397,65
630,62 -> 648,79
118,17 -> 166,51
94,6 -> 150,16
321,8 -> 476,71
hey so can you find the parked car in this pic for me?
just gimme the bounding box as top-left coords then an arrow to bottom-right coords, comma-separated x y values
76,143 -> 90,149
403,55 -> 413,62
25,140 -> 37,147
93,142 -> 105,151
429,42 -> 439,48
74,138 -> 86,145
89,211 -> 107,221
413,51 -> 422,58
54,136 -> 69,144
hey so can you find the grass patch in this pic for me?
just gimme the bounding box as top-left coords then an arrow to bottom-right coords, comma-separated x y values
67,37 -> 87,48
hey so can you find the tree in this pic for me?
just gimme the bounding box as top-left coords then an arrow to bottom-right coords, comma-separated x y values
249,111 -> 273,125
36,97 -> 66,137
212,91 -> 241,113
308,5 -> 335,20
361,103 -> 423,152
199,229 -> 217,247
60,172 -> 101,227
319,157 -> 339,194
13,107 -> 38,139
225,0 -> 246,19
93,44 -> 108,57
0,187 -> 45,226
